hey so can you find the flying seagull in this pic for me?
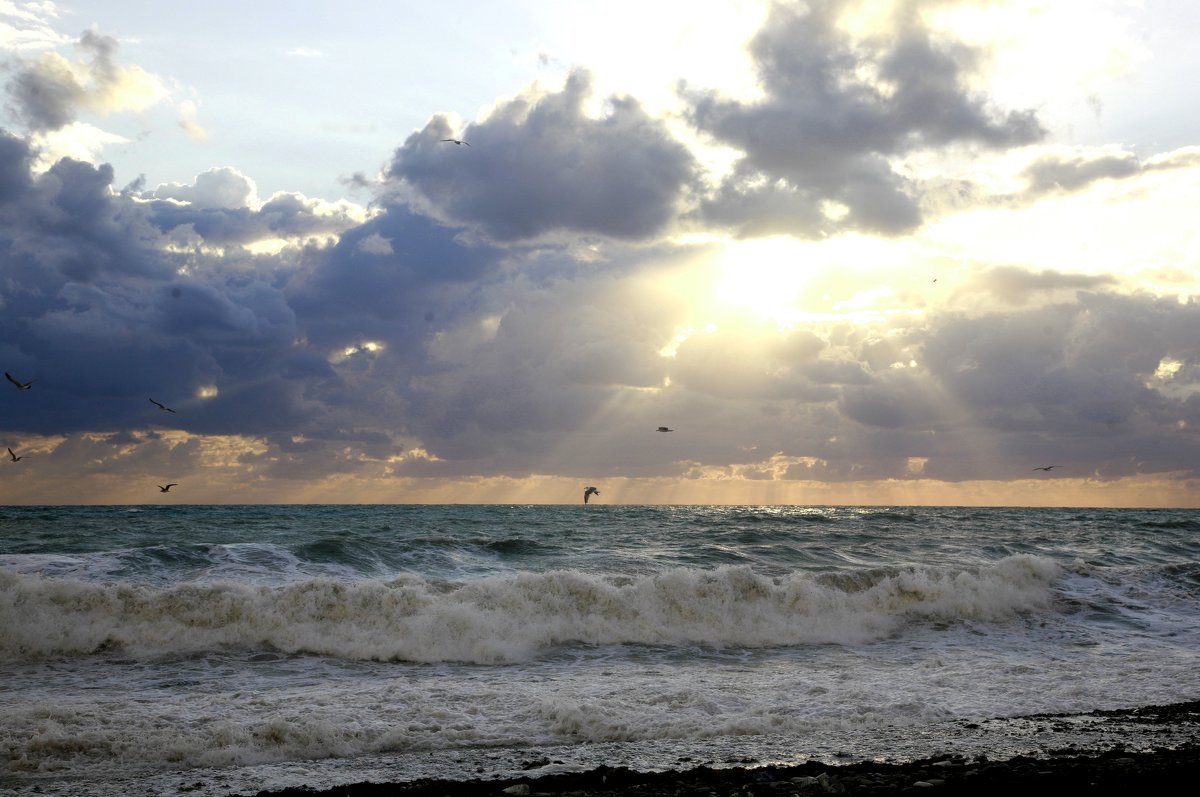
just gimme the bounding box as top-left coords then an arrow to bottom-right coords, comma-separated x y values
7,447 -> 22,462
157,483 -> 178,492
149,398 -> 176,413
583,486 -> 600,504
440,138 -> 470,146
1032,465 -> 1060,471
5,372 -> 34,390
656,426 -> 674,432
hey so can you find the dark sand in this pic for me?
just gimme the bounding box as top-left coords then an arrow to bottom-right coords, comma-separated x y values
244,702 -> 1200,797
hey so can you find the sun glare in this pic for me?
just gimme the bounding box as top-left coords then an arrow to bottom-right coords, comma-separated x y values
714,238 -> 814,324
710,235 -> 931,327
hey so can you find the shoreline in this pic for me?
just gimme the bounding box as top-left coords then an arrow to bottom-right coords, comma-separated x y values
242,702 -> 1200,797
245,747 -> 1200,796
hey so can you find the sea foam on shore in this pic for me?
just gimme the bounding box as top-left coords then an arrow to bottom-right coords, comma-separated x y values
239,701 -> 1200,797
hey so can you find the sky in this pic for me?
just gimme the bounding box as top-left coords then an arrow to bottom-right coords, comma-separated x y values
1,0 -> 1199,506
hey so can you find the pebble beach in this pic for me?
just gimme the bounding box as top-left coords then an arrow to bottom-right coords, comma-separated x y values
244,702 -> 1200,797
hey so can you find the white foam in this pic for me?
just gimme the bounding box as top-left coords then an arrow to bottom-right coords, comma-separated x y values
4,622 -> 1199,784
0,556 -> 1061,664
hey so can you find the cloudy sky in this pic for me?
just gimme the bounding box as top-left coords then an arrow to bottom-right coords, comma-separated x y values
1,0 -> 1199,506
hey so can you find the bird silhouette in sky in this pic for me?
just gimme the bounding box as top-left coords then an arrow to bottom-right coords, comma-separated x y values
7,447 -> 22,462
5,372 -> 34,390
440,138 -> 469,146
584,486 -> 600,504
157,483 -> 178,492
1032,465 -> 1060,471
149,398 -> 176,413
656,426 -> 674,432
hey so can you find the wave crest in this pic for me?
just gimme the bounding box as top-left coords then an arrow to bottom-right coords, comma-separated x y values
0,556 -> 1060,664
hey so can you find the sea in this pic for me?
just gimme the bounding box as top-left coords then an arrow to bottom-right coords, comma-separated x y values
1,504 -> 1198,795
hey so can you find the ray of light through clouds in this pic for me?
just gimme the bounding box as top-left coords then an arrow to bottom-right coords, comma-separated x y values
1,0 -> 1199,505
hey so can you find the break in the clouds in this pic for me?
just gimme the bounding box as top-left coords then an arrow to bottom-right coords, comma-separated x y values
1,1 -> 1199,505
683,0 -> 1043,238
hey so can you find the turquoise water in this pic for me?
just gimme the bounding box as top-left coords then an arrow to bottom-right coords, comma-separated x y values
2,505 -> 1198,794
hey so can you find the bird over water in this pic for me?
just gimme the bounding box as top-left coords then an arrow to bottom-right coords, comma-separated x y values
1033,465 -> 1061,471
158,483 -> 178,492
583,486 -> 600,503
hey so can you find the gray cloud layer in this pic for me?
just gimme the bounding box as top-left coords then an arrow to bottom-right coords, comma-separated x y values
2,119 -> 1199,488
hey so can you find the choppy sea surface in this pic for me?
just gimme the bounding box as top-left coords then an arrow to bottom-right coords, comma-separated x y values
2,504 -> 1198,795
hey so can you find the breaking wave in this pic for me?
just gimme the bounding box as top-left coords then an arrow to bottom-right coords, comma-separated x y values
0,556 -> 1061,664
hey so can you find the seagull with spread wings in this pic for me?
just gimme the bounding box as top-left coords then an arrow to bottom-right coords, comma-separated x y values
1032,465 -> 1060,471
440,138 -> 470,146
149,398 -> 176,413
5,372 -> 34,390
157,483 -> 178,492
7,447 -> 22,462
583,486 -> 600,504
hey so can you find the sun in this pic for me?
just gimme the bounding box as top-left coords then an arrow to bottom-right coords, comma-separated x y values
713,237 -> 816,325
712,235 -> 919,326
649,233 -> 939,369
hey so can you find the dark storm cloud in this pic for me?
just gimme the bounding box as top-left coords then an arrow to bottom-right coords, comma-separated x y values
0,135 -> 343,449
287,200 -> 506,349
683,0 -> 1043,238
159,281 -> 295,346
385,69 -> 697,242
0,137 -> 168,287
0,129 -> 34,200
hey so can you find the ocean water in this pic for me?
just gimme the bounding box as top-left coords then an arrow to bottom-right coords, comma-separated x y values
1,504 -> 1198,795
